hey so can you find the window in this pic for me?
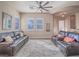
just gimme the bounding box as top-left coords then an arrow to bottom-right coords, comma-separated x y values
27,18 -> 34,31
27,18 -> 44,31
28,20 -> 34,29
35,18 -> 44,31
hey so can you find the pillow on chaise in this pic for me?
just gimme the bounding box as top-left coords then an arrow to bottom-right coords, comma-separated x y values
64,37 -> 75,43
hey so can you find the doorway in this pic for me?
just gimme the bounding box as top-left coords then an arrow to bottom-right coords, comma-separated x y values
58,20 -> 65,31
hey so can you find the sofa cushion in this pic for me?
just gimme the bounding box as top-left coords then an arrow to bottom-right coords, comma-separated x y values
68,33 -> 79,42
68,33 -> 74,38
13,31 -> 21,40
64,32 -> 69,36
10,32 -> 15,38
14,31 -> 20,36
73,34 -> 79,42
64,37 -> 75,43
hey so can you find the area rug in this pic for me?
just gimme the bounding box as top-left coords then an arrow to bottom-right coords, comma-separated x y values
15,39 -> 64,57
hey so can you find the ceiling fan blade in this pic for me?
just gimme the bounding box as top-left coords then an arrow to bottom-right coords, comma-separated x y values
36,1 -> 40,6
43,1 -> 49,6
39,1 -> 43,4
36,1 -> 42,6
44,6 -> 53,8
42,8 -> 49,11
36,1 -> 39,4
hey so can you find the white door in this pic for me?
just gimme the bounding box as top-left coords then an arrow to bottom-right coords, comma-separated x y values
59,20 -> 65,31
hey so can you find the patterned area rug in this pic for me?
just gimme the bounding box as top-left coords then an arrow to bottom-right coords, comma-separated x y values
15,39 -> 64,57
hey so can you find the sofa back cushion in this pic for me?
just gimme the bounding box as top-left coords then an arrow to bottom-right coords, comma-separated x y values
58,31 -> 79,42
68,33 -> 74,38
64,32 -> 69,36
73,34 -> 79,42
59,31 -> 69,36
59,31 -> 65,35
13,31 -> 21,40
14,31 -> 20,36
67,32 -> 79,42
64,37 -> 75,43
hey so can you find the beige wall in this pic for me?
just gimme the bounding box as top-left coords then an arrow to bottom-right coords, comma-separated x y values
0,4 -> 20,32
21,13 -> 53,38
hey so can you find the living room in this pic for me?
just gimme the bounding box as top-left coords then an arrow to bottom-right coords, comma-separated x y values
0,0 -> 79,58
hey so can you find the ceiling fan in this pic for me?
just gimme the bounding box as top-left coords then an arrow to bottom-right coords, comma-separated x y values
29,1 -> 53,13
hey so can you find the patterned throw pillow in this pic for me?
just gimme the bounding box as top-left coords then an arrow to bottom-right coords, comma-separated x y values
64,37 -> 75,43
4,36 -> 14,44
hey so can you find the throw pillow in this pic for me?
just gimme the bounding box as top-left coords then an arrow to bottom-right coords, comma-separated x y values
20,32 -> 24,37
4,36 -> 13,44
64,37 -> 75,43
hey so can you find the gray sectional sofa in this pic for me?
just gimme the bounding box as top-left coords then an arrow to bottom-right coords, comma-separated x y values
51,31 -> 79,56
0,31 -> 29,56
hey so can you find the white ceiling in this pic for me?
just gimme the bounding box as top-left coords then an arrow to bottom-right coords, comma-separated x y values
0,1 -> 79,14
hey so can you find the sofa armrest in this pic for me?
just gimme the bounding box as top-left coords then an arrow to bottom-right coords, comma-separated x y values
0,42 -> 11,47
